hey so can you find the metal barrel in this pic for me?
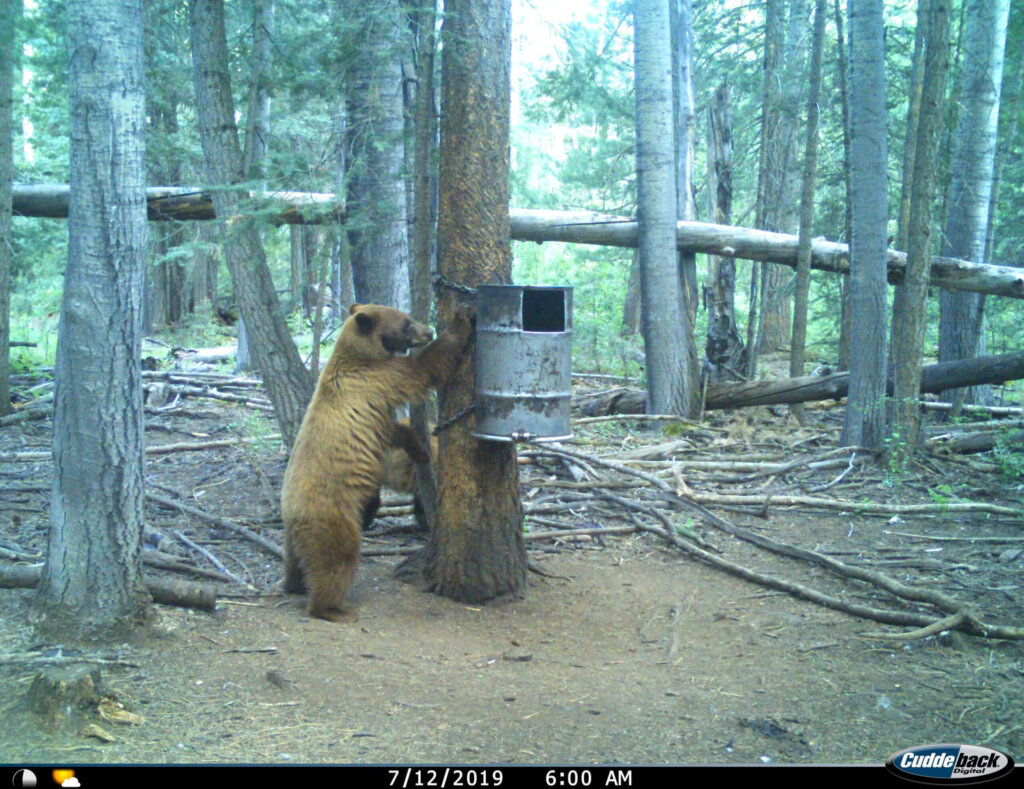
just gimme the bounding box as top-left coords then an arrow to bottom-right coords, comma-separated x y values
473,285 -> 573,443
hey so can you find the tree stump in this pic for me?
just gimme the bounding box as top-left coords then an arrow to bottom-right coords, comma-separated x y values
26,664 -> 102,732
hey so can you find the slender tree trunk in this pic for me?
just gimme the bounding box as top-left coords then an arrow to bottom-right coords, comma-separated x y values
621,250 -> 642,338
409,0 -> 441,529
896,0 -> 928,253
189,0 -> 313,448
757,0 -> 809,355
410,0 -> 438,325
634,0 -> 696,416
841,0 -> 889,450
890,0 -> 950,461
671,0 -> 700,411
673,0 -> 698,317
790,0 -> 826,424
330,99 -> 355,323
0,0 -> 16,418
34,0 -> 151,640
422,0 -> 526,603
834,0 -> 853,371
242,0 -> 273,181
938,0 -> 1010,411
345,0 -> 412,309
236,0 -> 274,373
984,59 -> 1022,265
704,83 -> 745,382
749,0 -> 781,376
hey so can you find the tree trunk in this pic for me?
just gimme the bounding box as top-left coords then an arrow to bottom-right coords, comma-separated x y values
409,0 -> 441,531
634,0 -> 696,417
790,0 -> 827,425
410,0 -> 438,326
673,0 -> 698,323
345,0 -> 412,309
0,0 -> 16,418
842,0 -> 889,450
938,0 -> 1010,411
704,83 -> 745,382
833,0 -> 853,371
896,0 -> 928,253
621,250 -> 642,338
33,0 -> 151,640
757,0 -> 809,356
236,0 -> 274,374
242,0 -> 273,182
189,0 -> 313,449
671,0 -> 701,412
330,101 -> 355,324
423,0 -> 526,603
890,0 -> 951,460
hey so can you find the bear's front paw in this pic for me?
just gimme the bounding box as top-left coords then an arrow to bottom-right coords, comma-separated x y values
449,306 -> 475,343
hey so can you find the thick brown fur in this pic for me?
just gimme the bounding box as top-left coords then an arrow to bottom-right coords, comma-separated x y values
280,304 -> 472,622
368,419 -> 438,531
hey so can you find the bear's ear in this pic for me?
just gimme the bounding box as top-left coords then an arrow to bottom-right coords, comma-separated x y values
354,311 -> 376,334
349,303 -> 364,316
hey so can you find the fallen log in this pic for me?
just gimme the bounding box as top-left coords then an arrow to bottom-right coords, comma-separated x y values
510,209 -> 1024,300
0,563 -> 217,612
573,350 -> 1024,414
929,428 -> 1024,455
13,183 -> 340,225
12,185 -> 1024,300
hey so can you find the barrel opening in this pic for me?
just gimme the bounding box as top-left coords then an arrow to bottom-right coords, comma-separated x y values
522,288 -> 566,333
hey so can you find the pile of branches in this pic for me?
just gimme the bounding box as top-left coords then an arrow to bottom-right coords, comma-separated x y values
2,370 -> 1022,642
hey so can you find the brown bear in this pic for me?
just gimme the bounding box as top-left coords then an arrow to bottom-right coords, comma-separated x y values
280,303 -> 472,622
362,419 -> 438,531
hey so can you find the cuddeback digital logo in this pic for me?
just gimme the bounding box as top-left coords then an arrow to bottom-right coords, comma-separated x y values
886,744 -> 1015,784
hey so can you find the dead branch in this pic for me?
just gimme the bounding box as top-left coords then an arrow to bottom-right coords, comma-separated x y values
522,443 -> 1024,639
171,530 -> 257,591
145,491 -> 283,558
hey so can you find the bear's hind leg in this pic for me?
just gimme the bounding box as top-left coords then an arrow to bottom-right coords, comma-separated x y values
306,552 -> 359,623
282,528 -> 307,594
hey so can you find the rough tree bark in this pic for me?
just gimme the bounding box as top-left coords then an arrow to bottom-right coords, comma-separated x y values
789,0 -> 826,425
634,0 -> 697,416
33,0 -> 152,640
938,0 -> 1010,411
188,0 -> 313,449
235,0 -> 274,374
833,0 -> 853,371
345,0 -> 412,309
890,0 -> 950,460
409,0 -> 441,531
704,83 -> 746,382
420,0 -> 527,603
0,0 -> 16,417
756,0 -> 809,356
842,0 -> 889,450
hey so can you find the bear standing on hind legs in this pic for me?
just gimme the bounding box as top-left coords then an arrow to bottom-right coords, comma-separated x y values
280,304 -> 473,622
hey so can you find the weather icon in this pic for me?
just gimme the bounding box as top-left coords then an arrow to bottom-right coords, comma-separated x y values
50,772 -> 78,788
12,770 -> 37,788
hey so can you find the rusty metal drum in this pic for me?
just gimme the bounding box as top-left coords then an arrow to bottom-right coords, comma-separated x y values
473,285 -> 573,443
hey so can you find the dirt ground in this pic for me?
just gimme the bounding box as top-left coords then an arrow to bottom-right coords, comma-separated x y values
1,385 -> 1022,766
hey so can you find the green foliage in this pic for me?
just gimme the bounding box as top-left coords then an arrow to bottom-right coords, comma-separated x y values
993,432 -> 1024,482
926,483 -> 960,510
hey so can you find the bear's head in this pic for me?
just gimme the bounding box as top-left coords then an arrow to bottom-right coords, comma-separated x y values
343,303 -> 435,360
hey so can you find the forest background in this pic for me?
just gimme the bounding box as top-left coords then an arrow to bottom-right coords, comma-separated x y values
4,0 -> 1021,395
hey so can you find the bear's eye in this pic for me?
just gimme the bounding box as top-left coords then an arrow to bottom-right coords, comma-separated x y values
402,319 -> 411,333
